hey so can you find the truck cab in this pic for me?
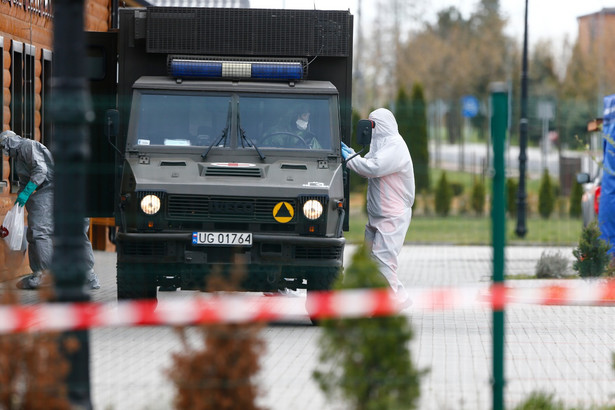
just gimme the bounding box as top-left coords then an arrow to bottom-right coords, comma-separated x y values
88,7 -> 353,301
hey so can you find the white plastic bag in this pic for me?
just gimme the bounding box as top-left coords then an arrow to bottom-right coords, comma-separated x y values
1,204 -> 25,251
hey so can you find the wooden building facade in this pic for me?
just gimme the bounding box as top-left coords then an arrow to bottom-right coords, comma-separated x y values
1,0 -> 112,280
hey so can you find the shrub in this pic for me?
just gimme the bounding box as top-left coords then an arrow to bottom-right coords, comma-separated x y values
456,194 -> 470,215
313,245 -> 424,410
604,257 -> 615,278
572,221 -> 612,278
470,178 -> 486,216
419,189 -> 432,216
569,180 -> 583,218
513,391 -> 566,410
535,250 -> 569,279
450,182 -> 464,197
0,332 -> 73,409
167,264 -> 264,410
0,274 -> 72,410
349,109 -> 368,194
400,84 -> 430,193
434,171 -> 453,216
507,178 -> 518,217
556,197 -> 567,218
538,169 -> 555,219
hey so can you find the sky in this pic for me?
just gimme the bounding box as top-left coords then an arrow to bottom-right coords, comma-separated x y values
248,0 -> 614,47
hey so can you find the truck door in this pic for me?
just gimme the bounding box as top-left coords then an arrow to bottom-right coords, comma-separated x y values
85,31 -> 118,218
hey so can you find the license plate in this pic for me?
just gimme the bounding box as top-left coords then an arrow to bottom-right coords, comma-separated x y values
192,232 -> 252,246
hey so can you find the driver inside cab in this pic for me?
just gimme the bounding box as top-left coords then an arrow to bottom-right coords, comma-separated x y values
262,105 -> 322,149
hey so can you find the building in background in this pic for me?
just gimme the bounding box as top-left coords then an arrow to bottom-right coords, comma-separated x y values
577,8 -> 615,113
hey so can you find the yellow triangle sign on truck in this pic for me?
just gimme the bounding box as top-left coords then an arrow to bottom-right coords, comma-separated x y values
273,201 -> 294,223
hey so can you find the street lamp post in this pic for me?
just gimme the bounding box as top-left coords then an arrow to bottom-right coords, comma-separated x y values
516,0 -> 529,238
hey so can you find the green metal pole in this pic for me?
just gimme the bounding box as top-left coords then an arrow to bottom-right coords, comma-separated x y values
490,82 -> 508,410
51,0 -> 92,406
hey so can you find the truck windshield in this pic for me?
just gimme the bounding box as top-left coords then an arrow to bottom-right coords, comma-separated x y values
131,91 -> 334,151
238,95 -> 333,150
133,92 -> 232,147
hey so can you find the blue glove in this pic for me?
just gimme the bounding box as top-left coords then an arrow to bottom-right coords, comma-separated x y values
16,181 -> 38,207
341,142 -> 351,160
341,147 -> 350,160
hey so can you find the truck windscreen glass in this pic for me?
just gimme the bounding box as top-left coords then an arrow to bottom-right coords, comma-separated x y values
238,95 -> 333,151
133,93 -> 232,147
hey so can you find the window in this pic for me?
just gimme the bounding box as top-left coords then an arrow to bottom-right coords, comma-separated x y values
41,49 -> 52,147
132,92 -> 231,147
9,41 -> 24,193
10,40 -> 24,137
240,95 -> 333,150
24,44 -> 35,140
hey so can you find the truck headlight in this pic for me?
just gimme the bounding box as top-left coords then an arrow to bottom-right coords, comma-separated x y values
303,199 -> 323,220
141,194 -> 161,215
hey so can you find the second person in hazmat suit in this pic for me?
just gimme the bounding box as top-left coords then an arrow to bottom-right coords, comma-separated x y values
0,130 -> 100,290
341,108 -> 414,309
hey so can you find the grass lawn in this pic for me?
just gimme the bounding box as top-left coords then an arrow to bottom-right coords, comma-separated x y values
346,213 -> 582,246
345,167 -> 582,246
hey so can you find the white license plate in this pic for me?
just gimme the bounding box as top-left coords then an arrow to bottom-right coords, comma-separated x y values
192,232 -> 252,246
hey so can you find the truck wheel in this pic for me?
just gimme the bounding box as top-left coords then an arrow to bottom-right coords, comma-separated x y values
117,262 -> 157,301
305,268 -> 340,325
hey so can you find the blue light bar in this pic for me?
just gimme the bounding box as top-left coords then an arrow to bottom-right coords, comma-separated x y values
170,59 -> 222,78
169,57 -> 304,81
251,62 -> 303,80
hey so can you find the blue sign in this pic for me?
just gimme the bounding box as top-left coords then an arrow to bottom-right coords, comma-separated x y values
461,95 -> 480,118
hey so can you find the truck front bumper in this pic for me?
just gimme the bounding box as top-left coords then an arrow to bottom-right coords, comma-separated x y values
116,232 -> 345,267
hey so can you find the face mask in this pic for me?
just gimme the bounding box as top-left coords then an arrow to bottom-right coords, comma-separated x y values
296,119 -> 308,131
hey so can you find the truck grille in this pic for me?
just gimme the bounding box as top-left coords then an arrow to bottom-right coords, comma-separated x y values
123,242 -> 167,256
295,246 -> 342,260
167,195 -> 296,222
204,166 -> 262,177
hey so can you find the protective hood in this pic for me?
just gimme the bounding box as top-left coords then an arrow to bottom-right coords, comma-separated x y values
345,107 -> 415,218
368,108 -> 399,153
0,130 -> 23,157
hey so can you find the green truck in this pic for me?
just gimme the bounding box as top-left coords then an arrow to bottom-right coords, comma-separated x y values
87,6 -> 355,305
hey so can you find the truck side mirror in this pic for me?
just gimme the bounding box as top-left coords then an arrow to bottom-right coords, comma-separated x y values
576,172 -> 590,184
356,119 -> 374,146
105,109 -> 122,155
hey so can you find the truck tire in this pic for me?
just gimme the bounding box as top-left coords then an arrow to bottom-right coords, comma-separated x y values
306,267 -> 341,325
117,262 -> 157,300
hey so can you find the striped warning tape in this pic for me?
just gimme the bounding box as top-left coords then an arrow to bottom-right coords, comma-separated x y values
0,280 -> 614,333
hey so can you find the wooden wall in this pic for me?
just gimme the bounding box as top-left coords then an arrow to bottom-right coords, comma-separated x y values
1,0 -> 111,282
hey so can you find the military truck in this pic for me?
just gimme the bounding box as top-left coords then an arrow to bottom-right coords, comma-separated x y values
86,7 -> 355,302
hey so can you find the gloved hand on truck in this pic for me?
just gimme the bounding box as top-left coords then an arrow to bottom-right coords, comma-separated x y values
341,142 -> 353,160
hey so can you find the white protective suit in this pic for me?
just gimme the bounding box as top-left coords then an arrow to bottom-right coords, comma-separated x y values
345,108 -> 415,299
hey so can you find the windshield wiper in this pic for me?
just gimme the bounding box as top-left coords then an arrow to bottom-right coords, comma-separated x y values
238,105 -> 265,161
202,101 -> 232,160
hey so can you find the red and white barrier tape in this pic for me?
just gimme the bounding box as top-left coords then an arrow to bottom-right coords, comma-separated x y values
0,280 -> 614,333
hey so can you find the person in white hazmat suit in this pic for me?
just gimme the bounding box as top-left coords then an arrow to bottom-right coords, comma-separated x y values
0,130 -> 100,290
341,108 -> 414,309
